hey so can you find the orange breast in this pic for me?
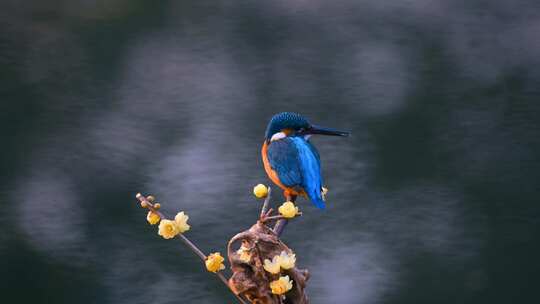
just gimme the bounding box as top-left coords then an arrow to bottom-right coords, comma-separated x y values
261,141 -> 301,196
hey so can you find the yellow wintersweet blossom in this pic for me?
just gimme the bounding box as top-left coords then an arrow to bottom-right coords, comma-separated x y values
206,252 -> 226,273
174,212 -> 190,233
270,276 -> 293,295
253,184 -> 268,198
278,201 -> 299,219
277,251 -> 296,270
158,219 -> 179,239
146,211 -> 161,225
263,255 -> 281,274
321,187 -> 328,201
236,244 -> 252,263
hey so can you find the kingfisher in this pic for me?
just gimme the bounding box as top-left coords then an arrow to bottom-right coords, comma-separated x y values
262,112 -> 349,209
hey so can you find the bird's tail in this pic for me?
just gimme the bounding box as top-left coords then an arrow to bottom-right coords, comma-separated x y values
307,188 -> 326,209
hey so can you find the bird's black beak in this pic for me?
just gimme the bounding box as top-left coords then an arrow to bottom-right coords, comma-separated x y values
307,125 -> 350,137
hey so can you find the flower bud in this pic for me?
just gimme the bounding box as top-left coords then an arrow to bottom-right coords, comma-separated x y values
146,211 -> 161,225
253,184 -> 268,198
278,201 -> 299,219
270,276 -> 293,295
157,219 -> 179,239
174,212 -> 190,233
206,252 -> 226,273
277,251 -> 296,270
263,256 -> 281,274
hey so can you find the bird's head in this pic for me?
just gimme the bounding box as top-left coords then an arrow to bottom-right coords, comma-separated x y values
265,112 -> 349,142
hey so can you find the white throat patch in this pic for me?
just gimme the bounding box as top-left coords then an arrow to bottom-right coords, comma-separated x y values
270,132 -> 287,142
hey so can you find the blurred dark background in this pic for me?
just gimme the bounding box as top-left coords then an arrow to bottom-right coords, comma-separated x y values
1,1 -> 539,303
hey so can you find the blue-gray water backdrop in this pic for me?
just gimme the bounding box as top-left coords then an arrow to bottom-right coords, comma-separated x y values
1,1 -> 539,303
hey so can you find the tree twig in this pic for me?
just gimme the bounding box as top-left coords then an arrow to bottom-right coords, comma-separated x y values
262,213 -> 302,223
259,187 -> 272,219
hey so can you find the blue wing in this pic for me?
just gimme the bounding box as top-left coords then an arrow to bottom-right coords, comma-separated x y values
267,138 -> 303,187
267,137 -> 325,209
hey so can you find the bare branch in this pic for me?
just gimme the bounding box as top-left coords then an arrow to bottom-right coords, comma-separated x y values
259,187 -> 272,219
135,193 -> 248,304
